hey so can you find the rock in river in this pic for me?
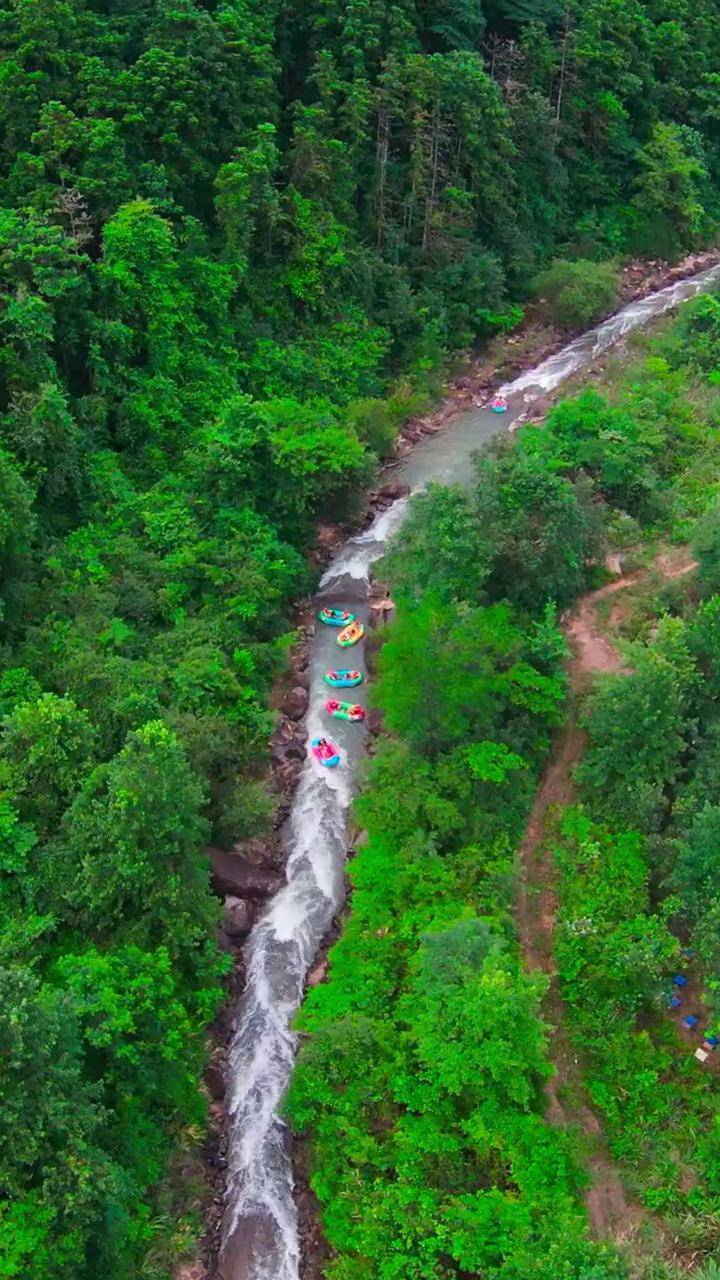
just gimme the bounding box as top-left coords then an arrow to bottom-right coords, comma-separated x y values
223,896 -> 255,940
210,849 -> 283,899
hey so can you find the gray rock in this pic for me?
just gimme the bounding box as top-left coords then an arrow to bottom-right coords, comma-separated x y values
219,1210 -> 288,1280
272,736 -> 306,765
218,926 -> 236,953
283,685 -> 308,720
206,1062 -> 226,1101
307,959 -> 328,987
367,708 -> 383,736
177,1262 -> 208,1280
223,895 -> 255,939
316,574 -> 370,604
210,848 -> 283,899
378,482 -> 411,501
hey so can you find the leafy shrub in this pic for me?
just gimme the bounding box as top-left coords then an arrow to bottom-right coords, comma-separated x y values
693,498 -> 720,595
345,397 -> 399,458
532,259 -> 621,330
527,386 -> 679,519
475,446 -> 604,609
673,293 -> 720,374
575,621 -> 695,831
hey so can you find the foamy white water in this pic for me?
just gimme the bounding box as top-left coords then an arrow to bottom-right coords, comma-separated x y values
317,497 -> 412,600
499,263 -> 720,399
219,262 -> 720,1280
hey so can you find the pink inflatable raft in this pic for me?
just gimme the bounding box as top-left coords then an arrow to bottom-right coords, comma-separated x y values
311,737 -> 340,768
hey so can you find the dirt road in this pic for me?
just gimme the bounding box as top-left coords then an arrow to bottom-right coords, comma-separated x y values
516,552 -> 696,1242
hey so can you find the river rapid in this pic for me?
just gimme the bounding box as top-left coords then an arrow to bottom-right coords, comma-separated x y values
218,262 -> 720,1280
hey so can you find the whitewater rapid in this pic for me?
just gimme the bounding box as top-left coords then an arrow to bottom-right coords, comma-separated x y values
219,260 -> 720,1280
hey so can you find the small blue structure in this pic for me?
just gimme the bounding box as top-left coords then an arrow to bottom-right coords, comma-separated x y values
669,995 -> 682,1009
683,1014 -> 699,1030
672,974 -> 689,987
703,1035 -> 719,1048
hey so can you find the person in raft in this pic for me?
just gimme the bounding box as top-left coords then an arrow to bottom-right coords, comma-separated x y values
491,393 -> 508,413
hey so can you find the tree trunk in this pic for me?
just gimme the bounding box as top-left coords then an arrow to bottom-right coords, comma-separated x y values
375,102 -> 390,250
422,105 -> 442,253
554,4 -> 572,124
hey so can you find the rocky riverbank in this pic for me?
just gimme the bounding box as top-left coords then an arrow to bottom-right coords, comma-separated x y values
387,247 -> 720,460
184,244 -> 720,1280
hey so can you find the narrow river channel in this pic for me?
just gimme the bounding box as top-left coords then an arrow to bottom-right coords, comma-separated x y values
218,262 -> 720,1280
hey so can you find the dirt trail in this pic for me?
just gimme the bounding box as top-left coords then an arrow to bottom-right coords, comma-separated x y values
516,550 -> 696,1243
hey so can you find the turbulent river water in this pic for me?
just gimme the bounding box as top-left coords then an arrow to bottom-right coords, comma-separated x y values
218,262 -> 720,1280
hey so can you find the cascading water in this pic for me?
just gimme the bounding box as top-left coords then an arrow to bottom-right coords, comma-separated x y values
219,505 -> 408,1280
219,261 -> 720,1280
499,264 -> 720,400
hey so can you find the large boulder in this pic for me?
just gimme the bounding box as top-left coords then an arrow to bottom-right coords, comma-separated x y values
307,959 -> 328,988
223,896 -> 255,940
275,757 -> 303,792
205,1060 -> 226,1102
402,425 -> 421,443
271,736 -> 306,765
177,1263 -> 208,1280
210,849 -> 283,899
283,686 -> 308,720
370,595 -> 395,621
219,1214 -> 282,1280
314,523 -> 345,555
366,708 -> 383,736
315,573 -> 370,603
218,927 -> 236,954
378,481 -> 411,501
233,835 -> 280,866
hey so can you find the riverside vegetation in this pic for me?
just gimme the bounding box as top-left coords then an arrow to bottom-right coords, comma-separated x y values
4,0 -> 720,1277
289,294 -> 720,1279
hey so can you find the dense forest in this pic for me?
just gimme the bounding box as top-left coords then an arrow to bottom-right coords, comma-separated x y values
290,297 -> 720,1278
4,0 -> 720,1276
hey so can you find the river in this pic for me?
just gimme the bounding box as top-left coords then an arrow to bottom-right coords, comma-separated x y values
218,261 -> 720,1280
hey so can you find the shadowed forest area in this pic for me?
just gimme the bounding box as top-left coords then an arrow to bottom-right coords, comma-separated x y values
4,0 -> 720,1276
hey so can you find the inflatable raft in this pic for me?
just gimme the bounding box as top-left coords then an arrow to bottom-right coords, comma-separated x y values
311,737 -> 340,768
318,608 -> 356,627
325,699 -> 366,723
491,394 -> 508,414
324,669 -> 363,688
337,620 -> 364,647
